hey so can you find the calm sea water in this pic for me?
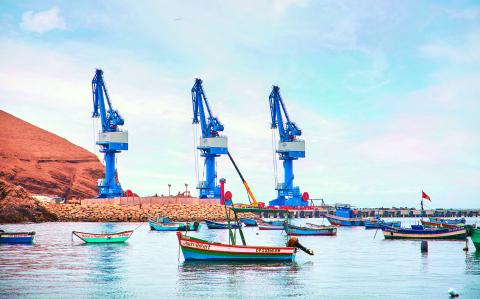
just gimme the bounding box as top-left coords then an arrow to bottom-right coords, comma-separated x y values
1,218 -> 479,298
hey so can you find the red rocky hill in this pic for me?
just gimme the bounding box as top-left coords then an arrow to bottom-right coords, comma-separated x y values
0,110 -> 104,200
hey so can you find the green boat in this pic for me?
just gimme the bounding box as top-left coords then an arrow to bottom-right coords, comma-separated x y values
72,230 -> 133,243
471,228 -> 480,251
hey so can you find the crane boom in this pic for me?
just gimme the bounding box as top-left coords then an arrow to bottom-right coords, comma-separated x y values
226,151 -> 258,206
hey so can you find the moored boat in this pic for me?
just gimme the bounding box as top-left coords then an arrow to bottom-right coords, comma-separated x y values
382,225 -> 466,240
261,219 -> 285,226
324,204 -> 364,226
420,219 -> 462,229
428,217 -> 465,225
284,223 -> 337,236
0,231 -> 35,244
239,218 -> 258,227
149,217 -> 199,231
258,224 -> 285,231
204,219 -> 241,229
72,230 -> 133,243
364,218 -> 401,229
470,228 -> 480,251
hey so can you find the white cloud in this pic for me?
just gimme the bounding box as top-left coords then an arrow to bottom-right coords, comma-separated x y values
20,6 -> 66,34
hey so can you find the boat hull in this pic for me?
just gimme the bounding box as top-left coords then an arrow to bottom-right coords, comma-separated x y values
0,232 -> 35,244
284,223 -> 337,236
239,218 -> 258,227
204,220 -> 241,229
325,215 -> 364,226
471,228 -> 480,251
261,219 -> 285,226
177,232 -> 295,261
383,226 -> 466,240
258,224 -> 284,231
72,230 -> 133,243
365,220 -> 401,229
149,220 -> 199,231
421,220 -> 462,229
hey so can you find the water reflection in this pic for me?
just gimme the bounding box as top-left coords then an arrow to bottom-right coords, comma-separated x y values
177,261 -> 305,297
465,251 -> 480,275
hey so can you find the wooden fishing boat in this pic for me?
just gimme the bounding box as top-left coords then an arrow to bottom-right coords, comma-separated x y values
325,214 -> 364,226
325,204 -> 364,226
72,230 -> 133,243
204,219 -> 241,229
364,218 -> 401,229
177,232 -> 312,261
420,219 -> 462,229
239,218 -> 258,227
0,231 -> 35,244
284,223 -> 337,236
258,224 -> 285,231
470,228 -> 480,251
382,225 -> 467,240
149,218 -> 199,231
428,217 -> 465,225
261,219 -> 285,226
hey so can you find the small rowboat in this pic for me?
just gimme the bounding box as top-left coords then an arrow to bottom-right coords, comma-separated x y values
149,219 -> 199,231
0,231 -> 35,244
325,214 -> 364,226
239,218 -> 258,227
382,225 -> 467,240
261,219 -> 285,226
258,224 -> 284,231
364,218 -> 401,229
177,232 -> 313,261
284,223 -> 337,236
72,230 -> 133,243
420,219 -> 462,229
204,219 -> 241,229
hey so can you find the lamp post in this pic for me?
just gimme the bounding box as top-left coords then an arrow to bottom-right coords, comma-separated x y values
168,184 -> 171,196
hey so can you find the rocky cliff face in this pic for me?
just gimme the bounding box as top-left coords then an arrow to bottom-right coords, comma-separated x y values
0,110 -> 104,199
0,179 -> 57,223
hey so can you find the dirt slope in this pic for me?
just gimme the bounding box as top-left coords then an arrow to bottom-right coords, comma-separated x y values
0,110 -> 104,199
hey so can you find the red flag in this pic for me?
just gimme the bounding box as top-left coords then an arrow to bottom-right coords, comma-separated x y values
422,191 -> 431,202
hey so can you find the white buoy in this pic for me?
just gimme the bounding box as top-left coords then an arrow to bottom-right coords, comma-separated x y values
448,288 -> 459,297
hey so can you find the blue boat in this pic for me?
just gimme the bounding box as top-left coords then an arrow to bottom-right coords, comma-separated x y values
261,219 -> 285,226
204,219 -> 241,229
324,204 -> 364,226
364,218 -> 401,229
149,217 -> 199,231
428,217 -> 466,225
284,223 -> 337,236
239,218 -> 258,227
0,231 -> 35,244
382,225 -> 467,240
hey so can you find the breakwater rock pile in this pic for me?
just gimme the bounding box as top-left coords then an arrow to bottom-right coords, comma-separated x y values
0,179 -> 58,223
43,203 -> 255,222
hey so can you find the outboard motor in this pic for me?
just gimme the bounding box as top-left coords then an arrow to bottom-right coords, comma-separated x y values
287,237 -> 314,255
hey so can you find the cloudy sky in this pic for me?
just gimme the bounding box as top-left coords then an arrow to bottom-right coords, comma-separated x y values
1,1 -> 479,208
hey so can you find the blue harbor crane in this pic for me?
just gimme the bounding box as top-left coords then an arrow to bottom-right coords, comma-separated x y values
91,69 -> 128,198
191,78 -> 228,200
269,86 -> 308,207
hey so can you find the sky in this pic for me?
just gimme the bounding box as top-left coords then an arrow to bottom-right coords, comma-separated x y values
0,1 -> 479,208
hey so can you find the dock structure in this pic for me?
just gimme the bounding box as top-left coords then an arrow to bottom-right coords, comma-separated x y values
258,207 -> 480,219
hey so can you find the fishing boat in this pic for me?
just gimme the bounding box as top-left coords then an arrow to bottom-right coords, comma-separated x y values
72,230 -> 133,243
382,225 -> 467,240
470,228 -> 480,251
204,219 -> 241,229
261,219 -> 285,226
149,217 -> 199,231
178,207 -> 314,261
324,204 -> 364,226
364,218 -> 401,229
239,218 -> 258,227
429,217 -> 465,225
258,224 -> 285,231
0,230 -> 35,244
283,223 -> 337,236
420,219 -> 463,229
